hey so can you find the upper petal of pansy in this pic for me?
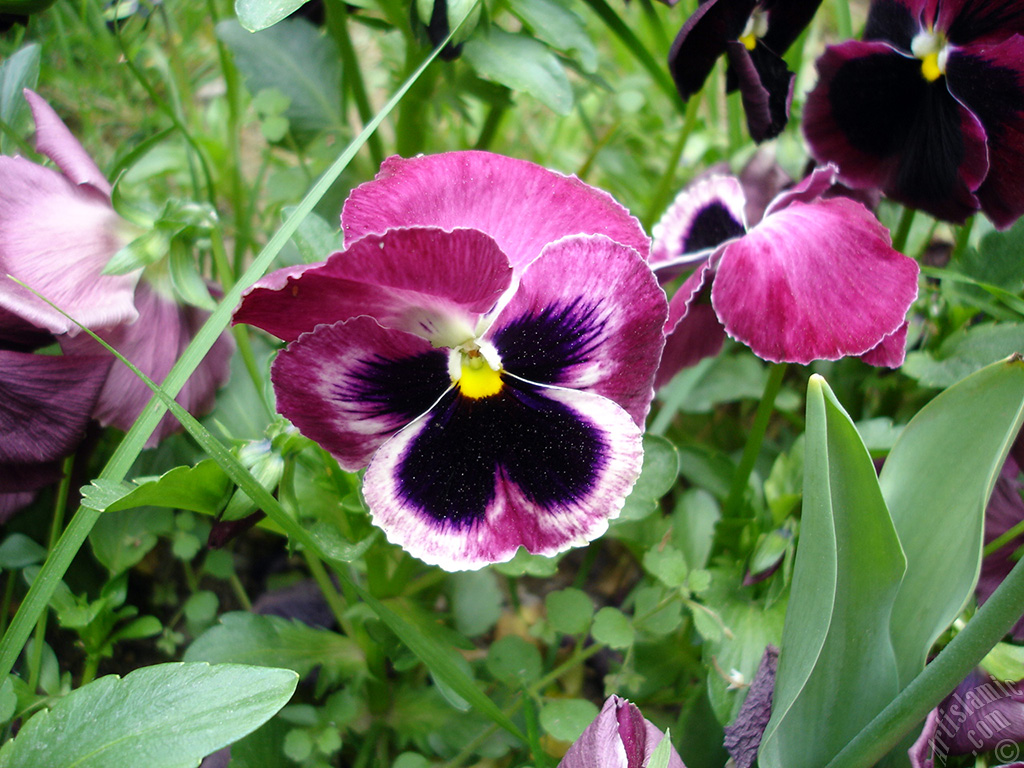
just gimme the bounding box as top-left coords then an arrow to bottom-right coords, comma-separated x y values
803,40 -> 989,224
947,38 -> 1024,229
724,40 -> 795,142
271,316 -> 451,470
762,164 -> 838,215
235,227 -> 512,345
938,0 -> 1024,44
24,89 -> 111,199
0,348 -> 111,465
863,0 -> 922,49
0,156 -> 139,334
761,0 -> 825,56
60,280 -> 234,448
487,235 -> 668,426
651,176 -> 747,273
669,0 -> 757,99
558,696 -> 686,768
340,152 -> 650,271
362,381 -> 643,570
657,265 -> 728,388
711,197 -> 919,363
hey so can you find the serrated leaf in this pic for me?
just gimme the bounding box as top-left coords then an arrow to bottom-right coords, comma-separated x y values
760,376 -> 905,768
619,434 -> 680,521
235,0 -> 310,31
462,28 -> 573,114
882,356 -> 1024,689
592,606 -> 634,649
510,0 -> 597,72
82,460 -> 232,516
0,662 -> 297,768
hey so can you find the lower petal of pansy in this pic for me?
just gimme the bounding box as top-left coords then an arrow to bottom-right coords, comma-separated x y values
656,265 -> 727,387
488,235 -> 667,426
272,316 -> 451,470
341,152 -> 650,271
235,227 -> 512,345
803,41 -> 987,223
859,322 -> 909,368
363,383 -> 643,571
712,197 -> 919,363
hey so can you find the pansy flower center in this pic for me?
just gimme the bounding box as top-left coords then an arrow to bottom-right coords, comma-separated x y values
448,342 -> 503,399
910,29 -> 949,82
739,8 -> 769,51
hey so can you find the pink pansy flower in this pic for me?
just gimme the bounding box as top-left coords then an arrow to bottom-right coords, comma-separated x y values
235,151 -> 667,571
0,90 -> 233,448
649,165 -> 919,386
558,695 -> 686,768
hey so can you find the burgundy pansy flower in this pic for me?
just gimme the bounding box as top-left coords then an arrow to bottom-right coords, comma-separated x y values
0,90 -> 233,448
558,695 -> 686,768
909,669 -> 1024,767
668,0 -> 823,142
650,165 -> 919,385
803,0 -> 1024,229
976,450 -> 1024,641
234,151 -> 667,571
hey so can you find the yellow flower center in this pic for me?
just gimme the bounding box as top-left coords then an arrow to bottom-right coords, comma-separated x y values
911,29 -> 948,82
454,350 -> 503,399
738,8 -> 768,51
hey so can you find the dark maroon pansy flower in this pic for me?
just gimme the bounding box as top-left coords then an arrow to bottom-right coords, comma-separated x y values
976,452 -> 1024,641
668,0 -> 823,142
803,0 -> 1024,229
558,695 -> 686,768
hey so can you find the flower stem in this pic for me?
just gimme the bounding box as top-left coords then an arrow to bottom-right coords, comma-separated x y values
643,95 -> 701,230
723,363 -> 787,523
825,551 -> 1024,768
891,206 -> 917,254
832,0 -> 853,40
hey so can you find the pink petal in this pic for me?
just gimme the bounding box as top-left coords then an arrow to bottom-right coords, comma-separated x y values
650,176 -> 747,273
60,280 -> 234,447
859,322 -> 909,368
488,235 -> 667,426
23,90 -> 111,198
0,156 -> 139,334
341,152 -> 650,272
711,197 -> 919,363
363,385 -> 643,571
270,316 -> 451,471
559,696 -> 686,768
235,227 -> 512,345
656,265 -> 727,387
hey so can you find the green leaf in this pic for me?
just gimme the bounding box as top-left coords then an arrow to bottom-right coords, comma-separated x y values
0,44 -> 39,154
0,662 -> 297,768
486,635 -> 542,685
592,606 -> 634,649
89,507 -> 175,574
283,207 -> 345,265
643,545 -> 689,589
545,588 -> 594,636
647,729 -> 675,768
510,0 -> 598,72
0,534 -> 46,570
185,612 -> 365,686
82,460 -> 232,516
462,28 -> 573,115
217,18 -> 342,144
539,698 -> 599,743
618,434 -> 680,521
958,218 -> 1024,293
449,570 -> 503,638
235,0 -> 310,31
902,323 -> 1024,388
760,375 -> 905,768
883,356 -> 1024,688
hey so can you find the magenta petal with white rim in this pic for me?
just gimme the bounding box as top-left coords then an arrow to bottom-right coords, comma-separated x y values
489,235 -> 667,425
363,384 -> 643,571
236,227 -> 512,345
650,175 -> 746,273
558,695 -> 686,768
341,152 -> 651,271
712,197 -> 919,363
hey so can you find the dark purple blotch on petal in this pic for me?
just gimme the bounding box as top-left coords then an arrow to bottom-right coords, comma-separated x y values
724,645 -> 779,768
682,201 -> 746,253
396,382 -> 607,530
334,349 -> 451,426
492,298 -> 605,387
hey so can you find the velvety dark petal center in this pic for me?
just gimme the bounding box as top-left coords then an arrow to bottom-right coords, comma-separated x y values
332,349 -> 450,424
948,51 -> 1024,153
683,201 -> 747,252
395,382 -> 606,529
863,0 -> 918,49
491,298 -> 605,386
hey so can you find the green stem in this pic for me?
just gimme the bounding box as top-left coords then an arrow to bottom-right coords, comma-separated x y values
642,95 -> 701,231
474,97 -> 510,151
723,363 -> 787,521
984,517 -> 1024,558
953,215 -> 976,261
891,206 -> 917,254
825,552 -> 1024,768
832,0 -> 853,40
303,551 -> 354,637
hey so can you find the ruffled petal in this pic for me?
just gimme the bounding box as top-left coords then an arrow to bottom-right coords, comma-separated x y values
0,348 -> 110,464
60,280 -> 234,447
711,197 -> 919,363
947,39 -> 1024,229
341,152 -> 650,270
0,156 -> 139,334
363,383 -> 643,570
656,265 -> 727,387
24,89 -> 111,198
762,164 -> 838,215
859,322 -> 909,367
803,40 -> 988,223
488,235 -> 667,426
235,227 -> 512,345
668,0 -> 757,100
725,39 -> 794,142
651,176 -> 747,272
271,316 -> 450,470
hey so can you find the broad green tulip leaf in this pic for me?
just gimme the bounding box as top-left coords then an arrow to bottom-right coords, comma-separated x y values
463,28 -> 572,115
235,0 -> 309,31
883,355 -> 1024,688
0,662 -> 297,768
760,376 -> 905,768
